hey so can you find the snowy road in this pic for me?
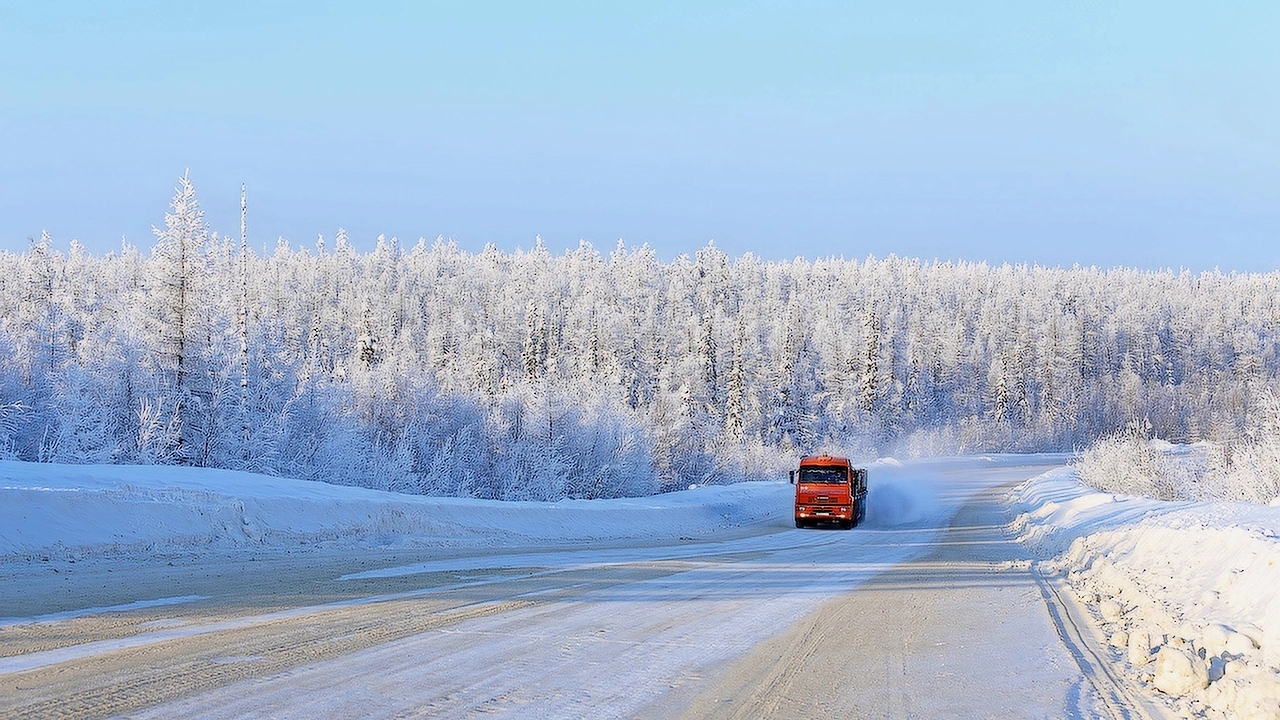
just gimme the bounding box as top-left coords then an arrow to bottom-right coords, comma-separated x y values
2,457 -> 1156,719
666,479 -> 1163,720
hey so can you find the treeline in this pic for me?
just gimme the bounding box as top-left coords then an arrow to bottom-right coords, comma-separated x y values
2,175 -> 1279,498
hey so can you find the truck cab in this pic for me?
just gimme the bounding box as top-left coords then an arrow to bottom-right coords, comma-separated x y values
790,455 -> 867,529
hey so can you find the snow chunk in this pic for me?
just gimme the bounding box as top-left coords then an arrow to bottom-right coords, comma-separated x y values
1204,668 -> 1280,720
1202,623 -> 1258,657
1128,628 -> 1156,666
1153,646 -> 1209,696
1098,598 -> 1124,623
1109,630 -> 1129,649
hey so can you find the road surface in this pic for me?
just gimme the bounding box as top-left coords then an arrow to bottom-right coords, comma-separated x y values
1,458 -> 1163,719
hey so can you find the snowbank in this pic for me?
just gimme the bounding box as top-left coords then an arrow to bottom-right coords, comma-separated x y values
1,456 -> 980,563
1009,468 -> 1280,719
0,461 -> 792,560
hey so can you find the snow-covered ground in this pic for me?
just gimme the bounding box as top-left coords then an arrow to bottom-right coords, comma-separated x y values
4,455 -> 1064,719
0,460 -> 798,562
6,455 -> 1280,719
0,455 -> 975,564
1010,467 -> 1280,720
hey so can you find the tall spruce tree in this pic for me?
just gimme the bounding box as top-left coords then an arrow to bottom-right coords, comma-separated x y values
148,171 -> 213,465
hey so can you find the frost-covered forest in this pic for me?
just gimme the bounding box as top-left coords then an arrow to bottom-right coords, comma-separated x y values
3,175 -> 1280,500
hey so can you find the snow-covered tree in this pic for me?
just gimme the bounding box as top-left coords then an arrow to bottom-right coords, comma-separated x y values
7,182 -> 1280,500
146,171 -> 221,464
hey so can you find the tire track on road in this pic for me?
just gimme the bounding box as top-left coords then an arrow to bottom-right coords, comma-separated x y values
665,480 -> 1122,720
1033,570 -> 1170,720
2,561 -> 709,720
2,597 -> 537,720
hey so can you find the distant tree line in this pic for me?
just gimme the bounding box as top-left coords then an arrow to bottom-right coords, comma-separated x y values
2,175 -> 1279,499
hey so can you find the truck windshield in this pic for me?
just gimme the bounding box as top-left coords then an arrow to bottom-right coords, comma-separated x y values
799,467 -> 847,484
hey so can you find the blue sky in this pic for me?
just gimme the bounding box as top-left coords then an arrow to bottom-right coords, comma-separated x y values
2,1 -> 1279,271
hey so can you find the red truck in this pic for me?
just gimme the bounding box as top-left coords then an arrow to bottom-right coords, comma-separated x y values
789,455 -> 867,529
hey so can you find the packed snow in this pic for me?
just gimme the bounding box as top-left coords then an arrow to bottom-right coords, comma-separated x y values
1010,467 -> 1280,719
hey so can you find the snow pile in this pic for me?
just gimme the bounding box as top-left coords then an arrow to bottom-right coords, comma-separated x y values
0,461 -> 792,561
1009,468 -> 1280,719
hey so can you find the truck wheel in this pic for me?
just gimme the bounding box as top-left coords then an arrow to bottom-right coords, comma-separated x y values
841,519 -> 853,530
795,519 -> 805,529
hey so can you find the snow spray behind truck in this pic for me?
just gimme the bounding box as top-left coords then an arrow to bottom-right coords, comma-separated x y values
789,455 -> 867,529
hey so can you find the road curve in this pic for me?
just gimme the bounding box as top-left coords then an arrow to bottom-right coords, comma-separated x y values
1,459 -> 1151,719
